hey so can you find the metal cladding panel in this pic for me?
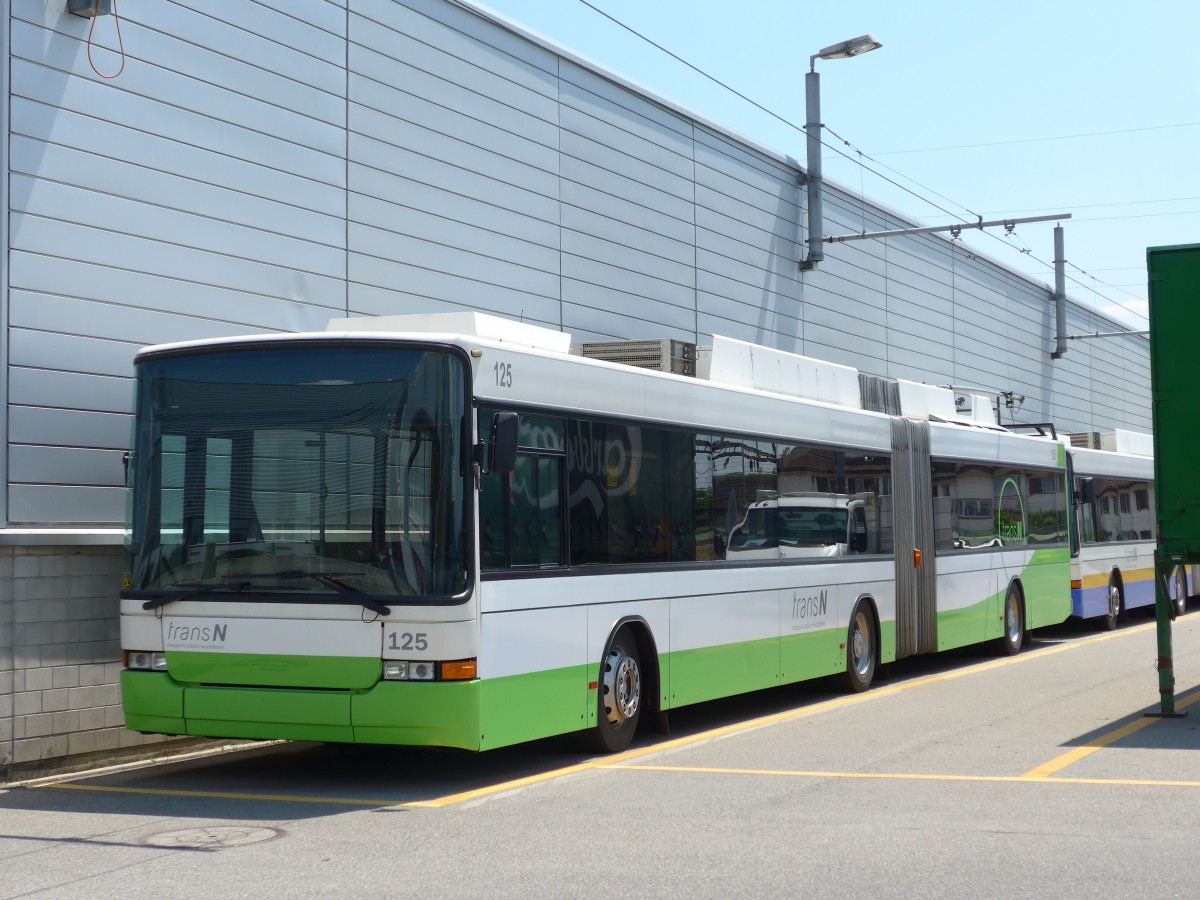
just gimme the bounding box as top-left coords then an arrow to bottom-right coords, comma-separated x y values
354,1 -> 558,113
559,179 -> 695,246
561,282 -> 697,335
9,446 -> 125,487
394,0 -> 559,78
349,67 -> 558,170
8,329 -> 137,380
563,232 -> 696,291
12,98 -> 343,219
694,209 -> 800,281
9,485 -> 125,525
0,0 -> 1157,531
352,191 -> 560,275
563,205 -> 695,269
348,248 -> 563,325
6,0 -> 349,525
9,407 -> 130,451
350,129 -> 558,223
1148,244 -> 1200,555
11,252 -> 338,330
8,368 -> 131,416
13,289 -> 278,348
560,63 -> 694,153
695,269 -> 802,331
562,255 -> 695,312
559,102 -> 695,189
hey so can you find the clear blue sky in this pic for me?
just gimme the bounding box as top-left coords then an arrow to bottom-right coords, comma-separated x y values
475,0 -> 1200,329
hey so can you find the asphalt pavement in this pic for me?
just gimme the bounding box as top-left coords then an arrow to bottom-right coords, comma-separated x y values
3,608 -> 1199,899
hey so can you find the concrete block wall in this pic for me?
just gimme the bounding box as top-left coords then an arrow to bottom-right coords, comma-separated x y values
0,545 -> 168,773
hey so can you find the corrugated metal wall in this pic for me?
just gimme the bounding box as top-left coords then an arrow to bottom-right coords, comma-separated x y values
4,0 -> 1151,530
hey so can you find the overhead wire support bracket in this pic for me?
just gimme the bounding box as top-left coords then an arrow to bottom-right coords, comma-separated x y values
1065,329 -> 1150,340
825,212 -> 1071,244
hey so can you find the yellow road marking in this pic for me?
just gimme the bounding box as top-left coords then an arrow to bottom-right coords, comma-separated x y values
604,764 -> 1200,789
31,621 -> 1174,808
410,629 -> 1155,807
1021,686 -> 1200,779
39,782 -> 411,807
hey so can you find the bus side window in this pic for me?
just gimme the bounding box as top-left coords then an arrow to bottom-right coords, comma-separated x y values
850,505 -> 868,553
480,469 -> 506,571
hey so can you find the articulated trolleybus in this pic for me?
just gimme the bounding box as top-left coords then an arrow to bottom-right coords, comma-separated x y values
121,313 -> 1072,753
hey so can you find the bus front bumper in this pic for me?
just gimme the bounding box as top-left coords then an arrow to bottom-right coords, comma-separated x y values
120,670 -> 482,750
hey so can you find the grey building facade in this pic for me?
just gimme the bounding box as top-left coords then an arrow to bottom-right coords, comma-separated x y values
1,0 -> 1151,774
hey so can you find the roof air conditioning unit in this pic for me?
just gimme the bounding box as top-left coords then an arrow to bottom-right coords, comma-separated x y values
1067,432 -> 1103,449
575,339 -> 696,376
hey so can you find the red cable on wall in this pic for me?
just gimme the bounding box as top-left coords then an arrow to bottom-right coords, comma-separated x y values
86,0 -> 126,79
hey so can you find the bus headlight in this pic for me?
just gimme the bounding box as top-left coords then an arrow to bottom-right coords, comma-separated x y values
124,650 -> 168,671
382,659 -> 476,681
383,660 -> 435,681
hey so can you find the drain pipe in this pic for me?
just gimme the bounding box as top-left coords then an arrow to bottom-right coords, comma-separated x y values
1050,224 -> 1067,359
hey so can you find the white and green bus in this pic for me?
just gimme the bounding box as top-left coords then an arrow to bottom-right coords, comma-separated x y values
1066,432 -> 1189,629
120,313 -> 1071,753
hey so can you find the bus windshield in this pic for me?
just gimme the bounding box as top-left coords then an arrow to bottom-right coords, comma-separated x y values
126,345 -> 469,602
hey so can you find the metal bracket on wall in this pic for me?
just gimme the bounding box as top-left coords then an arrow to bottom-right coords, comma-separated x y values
68,0 -> 112,17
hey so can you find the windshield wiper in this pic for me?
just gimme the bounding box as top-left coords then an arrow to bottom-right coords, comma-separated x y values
141,581 -> 250,611
275,570 -> 392,617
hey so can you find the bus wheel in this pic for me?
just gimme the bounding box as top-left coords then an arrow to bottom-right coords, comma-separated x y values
1172,567 -> 1188,617
1102,578 -> 1123,631
582,627 -> 642,754
999,585 -> 1024,655
844,602 -> 876,693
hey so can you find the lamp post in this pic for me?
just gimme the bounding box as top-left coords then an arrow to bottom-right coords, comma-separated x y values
800,35 -> 882,270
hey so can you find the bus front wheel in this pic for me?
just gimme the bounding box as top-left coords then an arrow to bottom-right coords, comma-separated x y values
581,626 -> 642,754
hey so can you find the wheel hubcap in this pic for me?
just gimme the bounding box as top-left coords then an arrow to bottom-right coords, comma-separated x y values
1109,586 -> 1120,620
1007,599 -> 1020,642
852,614 -> 871,676
602,647 -> 640,727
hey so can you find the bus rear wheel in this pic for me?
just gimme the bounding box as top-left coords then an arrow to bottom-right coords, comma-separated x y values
1102,578 -> 1123,631
844,602 -> 876,693
1172,567 -> 1188,617
999,585 -> 1024,655
580,627 -> 642,754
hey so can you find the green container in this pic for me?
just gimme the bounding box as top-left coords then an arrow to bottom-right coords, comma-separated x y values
1148,243 -> 1200,559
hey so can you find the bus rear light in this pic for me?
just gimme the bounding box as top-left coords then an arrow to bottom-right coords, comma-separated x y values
1071,579 -> 1083,590
440,659 -> 477,681
124,650 -> 167,671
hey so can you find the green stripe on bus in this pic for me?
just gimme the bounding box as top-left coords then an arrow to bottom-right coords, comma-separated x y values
478,664 -> 592,751
166,651 -> 381,689
936,548 -> 1071,651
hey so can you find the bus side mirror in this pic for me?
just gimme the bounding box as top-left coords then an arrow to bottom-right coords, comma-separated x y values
488,412 -> 519,475
851,532 -> 868,553
1079,478 -> 1095,504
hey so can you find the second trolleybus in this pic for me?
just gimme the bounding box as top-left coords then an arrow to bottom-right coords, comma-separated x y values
1066,431 -> 1189,629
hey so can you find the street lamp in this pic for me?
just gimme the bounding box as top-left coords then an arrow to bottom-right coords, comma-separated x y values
800,35 -> 882,270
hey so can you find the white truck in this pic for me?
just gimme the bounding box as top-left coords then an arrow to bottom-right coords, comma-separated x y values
725,492 -> 876,560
